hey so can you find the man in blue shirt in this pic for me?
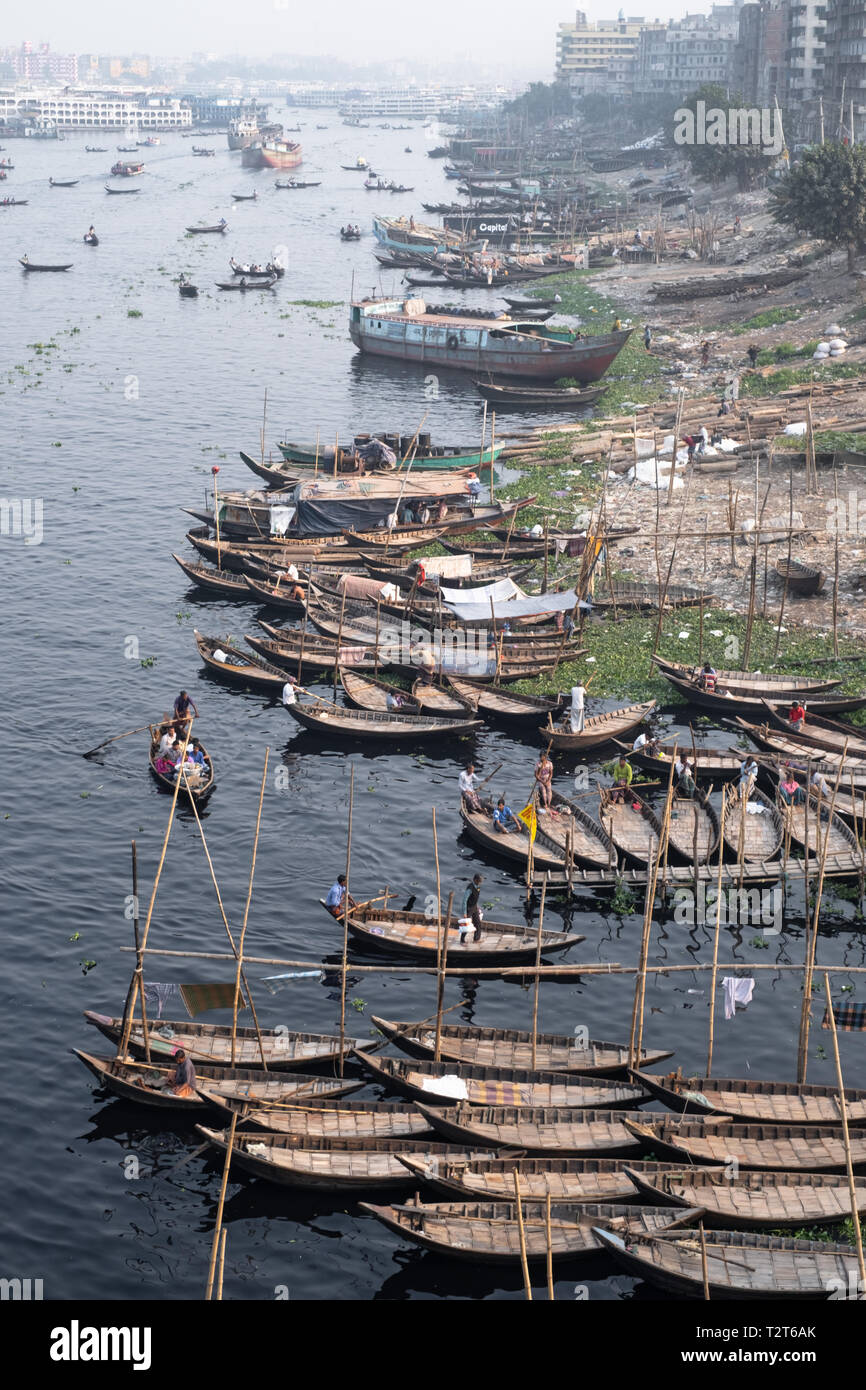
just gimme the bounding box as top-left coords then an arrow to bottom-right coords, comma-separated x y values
325,874 -> 355,918
492,798 -> 522,834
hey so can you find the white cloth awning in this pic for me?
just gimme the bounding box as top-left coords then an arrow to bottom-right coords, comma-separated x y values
439,577 -> 520,606
416,554 -> 472,578
444,587 -> 581,623
270,505 -> 295,535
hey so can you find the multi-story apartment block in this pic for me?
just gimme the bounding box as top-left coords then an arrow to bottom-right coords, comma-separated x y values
635,8 -> 741,96
556,11 -> 657,95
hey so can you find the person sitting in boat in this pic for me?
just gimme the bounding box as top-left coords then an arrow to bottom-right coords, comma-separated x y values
674,754 -> 696,799
325,873 -> 356,918
20,253 -> 28,265
218,218 -> 227,228
385,691 -> 406,711
810,769 -> 832,798
492,798 -> 523,834
644,736 -> 663,759
158,726 -> 177,760
788,701 -> 806,731
632,731 -> 648,751
739,756 -> 759,789
602,754 -> 633,804
164,1048 -> 197,1099
154,752 -> 177,778
188,739 -> 208,770
459,763 -> 489,813
282,677 -> 297,707
173,690 -> 198,728
697,663 -> 717,692
779,772 -> 805,806
534,753 -> 555,814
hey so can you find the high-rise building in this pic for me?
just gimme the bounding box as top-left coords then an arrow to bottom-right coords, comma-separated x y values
823,0 -> 866,129
556,11 -> 658,95
634,8 -> 741,96
733,0 -> 786,105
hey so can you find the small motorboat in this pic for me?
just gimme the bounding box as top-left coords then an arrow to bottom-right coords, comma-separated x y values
49,178 -> 78,187
116,145 -> 138,152
340,227 -> 362,241
192,147 -> 216,157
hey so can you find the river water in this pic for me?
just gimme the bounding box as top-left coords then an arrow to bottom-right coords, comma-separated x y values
1,112 -> 864,1303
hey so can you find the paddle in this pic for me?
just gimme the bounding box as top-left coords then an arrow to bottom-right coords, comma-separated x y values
82,723 -> 154,758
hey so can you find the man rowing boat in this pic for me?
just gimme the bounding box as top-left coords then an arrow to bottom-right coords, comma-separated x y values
325,874 -> 356,918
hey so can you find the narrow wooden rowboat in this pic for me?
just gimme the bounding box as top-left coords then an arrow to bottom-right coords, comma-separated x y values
653,656 -> 841,698
472,380 -> 606,409
543,789 -> 618,869
541,700 -> 656,751
459,804 -> 565,871
361,1199 -> 702,1263
195,1129 -> 483,1191
19,259 -> 73,272
340,667 -> 421,714
196,1094 -> 433,1139
612,738 -> 746,780
721,785 -> 783,861
446,675 -> 564,724
761,699 -> 866,756
285,697 -> 484,741
623,1166 -> 866,1231
173,554 -> 250,597
242,573 -> 307,614
341,526 -> 447,553
599,787 -> 719,865
591,582 -> 704,611
85,1011 -> 373,1071
623,1115 -> 866,1171
370,1015 -> 674,1076
416,1104 -> 652,1156
73,1050 -> 364,1110
148,721 -> 214,802
777,797 -> 859,857
409,677 -> 475,717
658,668 -> 864,718
244,629 -> 383,676
337,902 -> 583,965
630,1069 -> 866,1125
732,717 -> 866,785
399,1154 -> 717,1201
439,535 -> 548,561
194,630 -> 289,692
186,223 -> 228,233
354,1052 -> 648,1109
776,557 -> 825,595
598,793 -> 659,865
593,1225 -> 863,1300
187,530 -> 367,570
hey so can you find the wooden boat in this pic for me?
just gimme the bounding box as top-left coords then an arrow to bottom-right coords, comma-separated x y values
776,557 -> 825,595
340,229 -> 362,240
721,783 -> 784,860
370,1015 -> 673,1076
242,573 -> 307,613
361,1199 -> 700,1264
173,555 -> 249,597
339,668 -> 421,714
459,804 -> 565,871
354,1053 -> 648,1109
83,233 -> 99,246
194,630 -> 288,691
623,1115 -> 866,1170
540,790 -> 618,869
337,901 -> 583,965
503,294 -> 560,309
446,675 -> 563,724
0,198 -> 28,205
416,1103 -> 652,1156
196,1129 -> 481,1190
622,1166 -> 866,1230
148,721 -> 214,802
612,739 -> 746,780
398,1154 -> 715,1201
198,1095 -> 432,1138
656,667 -> 862,718
541,700 -> 656,752
179,281 -> 199,298
19,259 -> 72,272
761,700 -> 866,756
215,277 -> 276,291
186,223 -> 228,234
591,581 -> 704,611
105,184 -> 141,194
85,1011 -> 374,1070
473,380 -> 606,409
777,796 -> 859,857
732,717 -> 866,785
49,177 -> 78,187
409,676 -> 475,717
593,1225 -> 863,1300
284,696 -> 484,741
616,787 -> 719,865
275,179 -> 321,188
231,191 -> 258,201
244,630 -> 383,677
73,1049 -> 363,1110
85,146 -> 108,152
653,656 -> 841,699
439,535 -> 548,561
630,1069 -> 866,1125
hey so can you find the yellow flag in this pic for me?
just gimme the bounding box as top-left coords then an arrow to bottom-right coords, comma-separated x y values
518,802 -> 537,843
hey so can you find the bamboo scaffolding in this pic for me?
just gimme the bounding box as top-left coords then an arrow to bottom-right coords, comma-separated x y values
231,748 -> 269,1067
338,763 -> 355,1077
823,971 -> 866,1288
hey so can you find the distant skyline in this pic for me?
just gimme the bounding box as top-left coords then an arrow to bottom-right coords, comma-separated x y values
4,2 -> 706,78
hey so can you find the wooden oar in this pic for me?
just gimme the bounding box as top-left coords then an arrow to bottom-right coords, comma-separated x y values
82,723 -> 153,758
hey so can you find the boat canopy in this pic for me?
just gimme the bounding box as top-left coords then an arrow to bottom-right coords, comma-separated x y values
444,587 -> 585,623
439,577 -> 522,606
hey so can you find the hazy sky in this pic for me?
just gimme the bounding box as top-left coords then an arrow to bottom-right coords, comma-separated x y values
9,2 -> 694,76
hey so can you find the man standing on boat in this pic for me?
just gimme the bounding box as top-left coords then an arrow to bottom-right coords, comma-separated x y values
173,690 -> 198,729
569,684 -> 587,734
462,874 -> 484,940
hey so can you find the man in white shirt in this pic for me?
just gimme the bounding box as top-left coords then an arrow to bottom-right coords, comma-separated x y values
459,763 -> 486,812
158,729 -> 177,759
632,732 -> 647,751
282,678 -> 297,707
569,685 -> 586,734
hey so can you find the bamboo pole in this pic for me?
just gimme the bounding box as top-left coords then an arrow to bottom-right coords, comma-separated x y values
338,763 -> 355,1077
489,412 -> 496,506
823,971 -> 866,1287
545,1192 -> 555,1301
530,876 -> 547,1071
798,747 -> 848,1083
334,586 -> 347,702
773,470 -> 794,663
231,747 -> 270,1067
434,891 -> 454,1063
699,1223 -> 711,1301
707,789 -> 729,1076
333,430 -> 339,480
205,1109 -> 237,1301
313,428 -> 320,478
216,1227 -> 228,1302
118,840 -> 152,1064
513,1171 -> 532,1301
